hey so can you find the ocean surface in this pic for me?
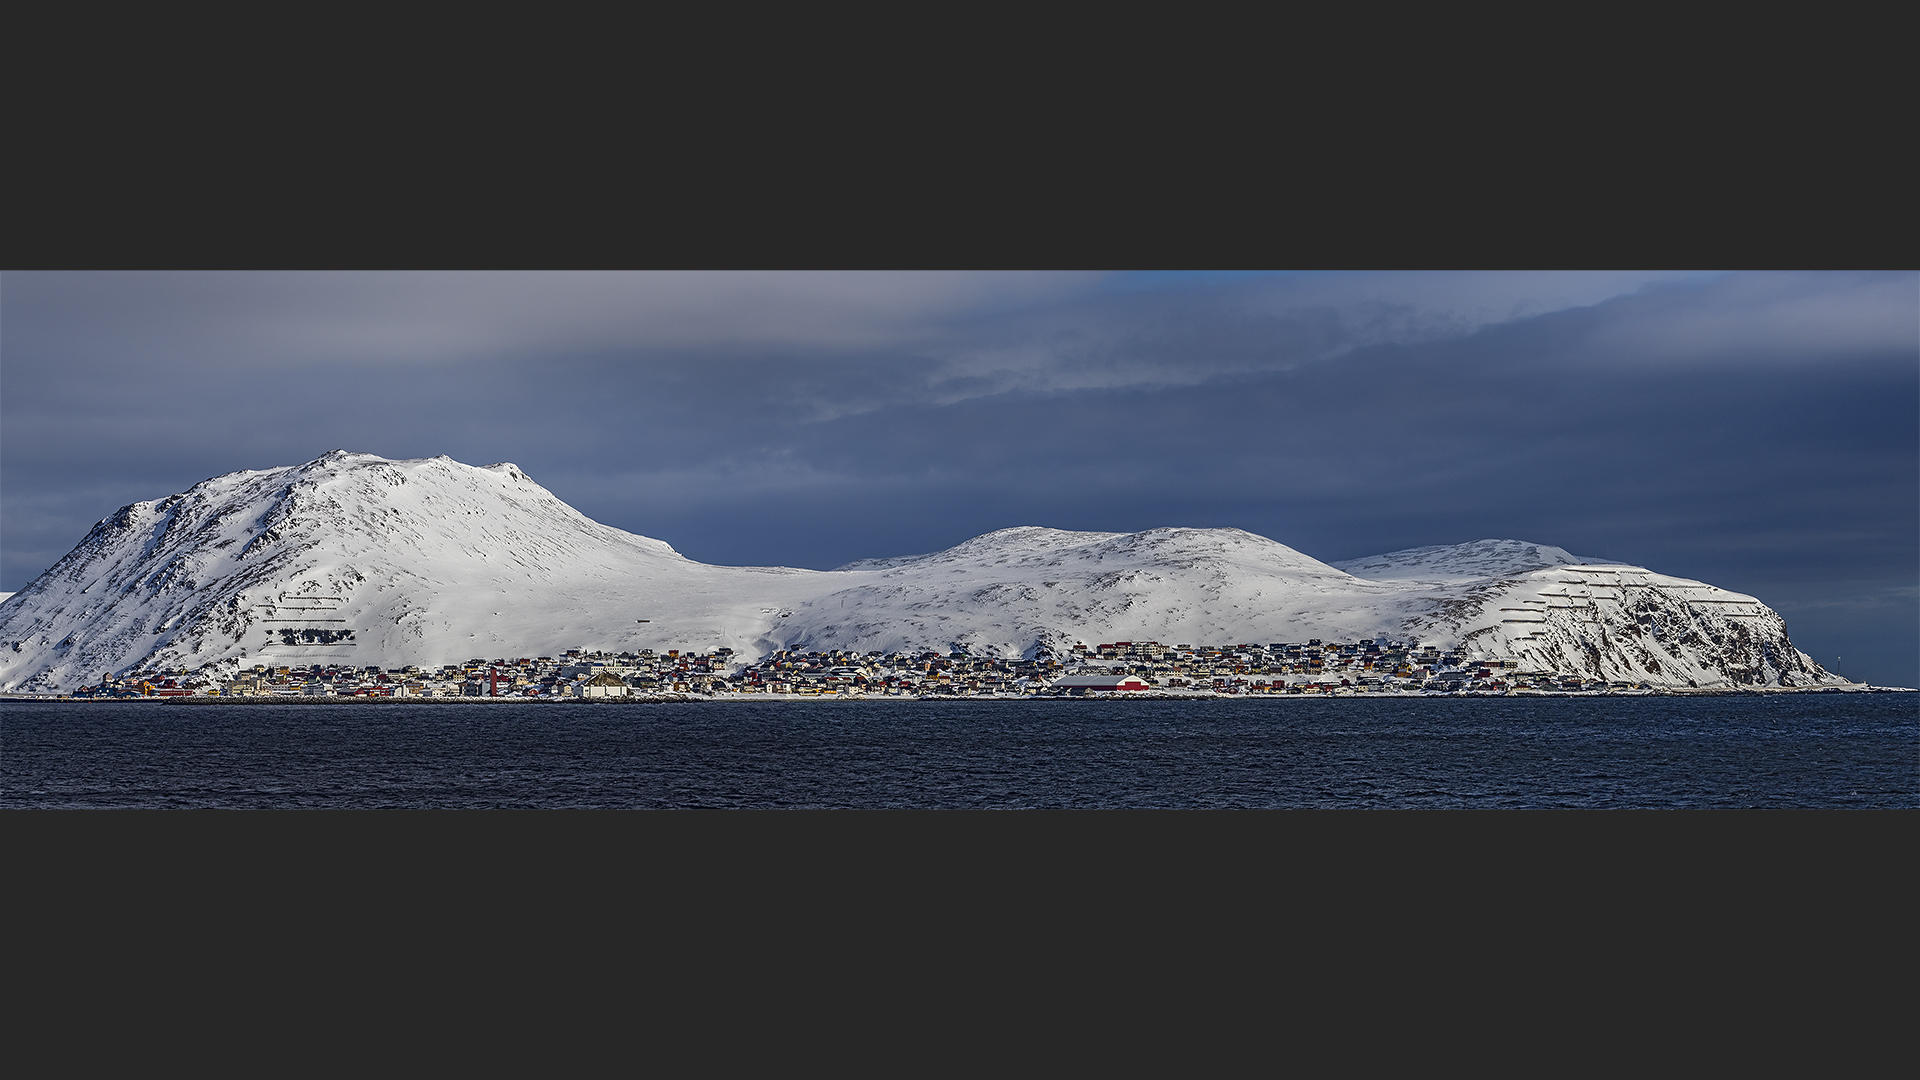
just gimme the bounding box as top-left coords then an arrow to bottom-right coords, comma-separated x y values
3,695 -> 1914,808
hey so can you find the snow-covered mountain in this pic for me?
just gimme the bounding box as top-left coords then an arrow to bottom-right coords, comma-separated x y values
0,452 -> 1840,691
807,525 -> 1395,658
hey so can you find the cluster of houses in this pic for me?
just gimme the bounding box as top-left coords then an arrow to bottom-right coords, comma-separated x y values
75,649 -> 736,700
1050,639 -> 1642,694
68,637 -> 1650,699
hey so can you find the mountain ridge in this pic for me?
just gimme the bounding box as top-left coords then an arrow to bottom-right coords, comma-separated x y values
0,451 -> 1841,692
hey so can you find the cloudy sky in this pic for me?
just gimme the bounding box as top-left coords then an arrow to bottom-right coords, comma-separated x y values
3,270 -> 1915,684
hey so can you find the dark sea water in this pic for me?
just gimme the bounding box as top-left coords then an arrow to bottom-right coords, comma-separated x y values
3,695 -> 1915,808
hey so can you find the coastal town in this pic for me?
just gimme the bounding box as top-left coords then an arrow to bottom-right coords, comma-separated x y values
64,638 -> 1672,700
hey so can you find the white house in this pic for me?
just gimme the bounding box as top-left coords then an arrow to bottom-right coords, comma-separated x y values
576,671 -> 630,698
1051,674 -> 1156,693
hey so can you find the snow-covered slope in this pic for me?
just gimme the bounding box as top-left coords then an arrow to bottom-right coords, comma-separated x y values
0,452 -> 828,691
0,452 -> 1841,691
1331,542 -> 1833,687
804,526 -> 1408,657
1332,540 -> 1600,583
1342,559 -> 1833,689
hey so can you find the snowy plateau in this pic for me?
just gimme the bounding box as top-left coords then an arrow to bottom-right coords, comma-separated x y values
0,451 -> 1841,692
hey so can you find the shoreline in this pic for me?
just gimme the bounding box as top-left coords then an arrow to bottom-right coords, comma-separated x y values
3,683 -> 1908,704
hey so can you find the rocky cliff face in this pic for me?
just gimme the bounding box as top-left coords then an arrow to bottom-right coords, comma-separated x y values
0,452 -> 1840,691
1335,554 -> 1833,687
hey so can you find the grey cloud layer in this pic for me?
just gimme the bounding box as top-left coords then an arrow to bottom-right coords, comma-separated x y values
4,270 -> 1718,406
